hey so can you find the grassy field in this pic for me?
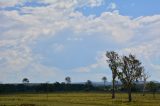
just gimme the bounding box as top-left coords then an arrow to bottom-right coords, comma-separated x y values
0,92 -> 160,106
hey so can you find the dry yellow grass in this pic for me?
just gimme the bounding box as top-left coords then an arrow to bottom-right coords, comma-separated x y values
0,92 -> 160,106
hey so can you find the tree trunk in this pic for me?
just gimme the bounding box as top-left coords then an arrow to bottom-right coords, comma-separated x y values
142,84 -> 146,96
143,80 -> 146,96
112,79 -> 115,99
128,87 -> 132,102
104,82 -> 105,90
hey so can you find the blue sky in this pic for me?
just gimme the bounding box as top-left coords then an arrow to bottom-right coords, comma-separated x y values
0,0 -> 160,83
78,0 -> 160,17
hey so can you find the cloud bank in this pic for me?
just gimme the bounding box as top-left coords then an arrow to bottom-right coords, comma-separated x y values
0,0 -> 160,82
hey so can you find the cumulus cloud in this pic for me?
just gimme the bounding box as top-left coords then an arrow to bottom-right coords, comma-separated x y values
39,0 -> 104,8
0,0 -> 160,82
69,11 -> 139,43
0,0 -> 22,7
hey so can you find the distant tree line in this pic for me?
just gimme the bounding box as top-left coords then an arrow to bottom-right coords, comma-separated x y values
0,81 -> 159,94
0,78 -> 97,94
0,83 -> 87,93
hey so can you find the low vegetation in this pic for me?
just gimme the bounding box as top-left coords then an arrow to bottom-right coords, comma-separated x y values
0,93 -> 160,106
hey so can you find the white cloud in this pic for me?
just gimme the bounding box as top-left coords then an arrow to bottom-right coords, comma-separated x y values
70,11 -> 140,43
0,0 -> 160,82
0,0 -> 22,7
39,0 -> 104,8
72,51 -> 107,73
74,66 -> 90,73
122,39 -> 160,59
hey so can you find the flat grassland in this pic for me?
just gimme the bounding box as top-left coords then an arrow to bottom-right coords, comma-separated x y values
0,93 -> 160,106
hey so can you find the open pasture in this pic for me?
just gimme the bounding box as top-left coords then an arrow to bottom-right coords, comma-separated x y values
0,93 -> 160,106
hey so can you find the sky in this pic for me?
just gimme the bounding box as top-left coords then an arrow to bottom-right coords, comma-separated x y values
0,0 -> 160,83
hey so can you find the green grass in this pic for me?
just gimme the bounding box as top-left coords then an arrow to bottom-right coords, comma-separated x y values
0,92 -> 160,106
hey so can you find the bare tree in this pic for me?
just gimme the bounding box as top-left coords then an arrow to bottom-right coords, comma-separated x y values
142,70 -> 150,96
147,81 -> 158,98
106,51 -> 120,99
102,76 -> 107,90
118,54 -> 143,102
65,76 -> 71,84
